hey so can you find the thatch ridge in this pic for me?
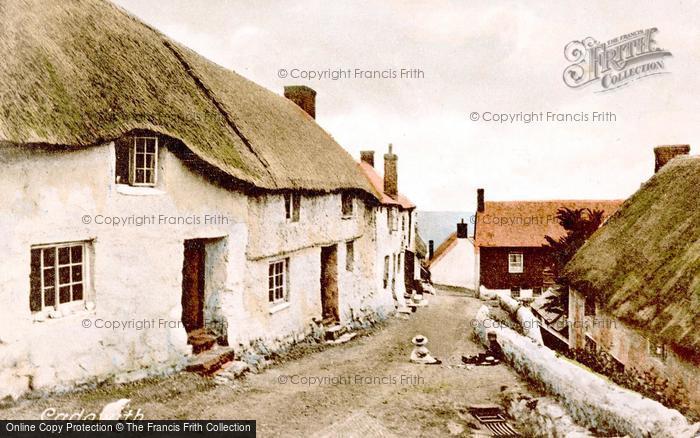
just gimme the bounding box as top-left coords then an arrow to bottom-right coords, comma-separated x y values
563,156 -> 700,358
0,0 -> 374,194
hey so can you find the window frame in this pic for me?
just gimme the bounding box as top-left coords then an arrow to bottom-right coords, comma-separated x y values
268,258 -> 289,304
648,339 -> 667,361
584,294 -> 596,316
345,240 -> 355,272
585,334 -> 597,353
30,241 -> 90,316
341,193 -> 354,218
128,136 -> 158,187
508,252 -> 524,274
284,193 -> 301,222
387,208 -> 398,233
383,256 -> 390,289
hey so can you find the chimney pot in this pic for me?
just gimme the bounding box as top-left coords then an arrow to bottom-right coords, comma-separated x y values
477,188 -> 485,213
428,240 -> 434,259
654,145 -> 690,172
384,143 -> 398,199
457,220 -> 469,239
284,85 -> 316,119
360,150 -> 375,167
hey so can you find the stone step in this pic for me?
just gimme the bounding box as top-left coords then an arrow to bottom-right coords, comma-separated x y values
185,347 -> 236,375
326,332 -> 357,345
324,324 -> 346,341
187,329 -> 218,354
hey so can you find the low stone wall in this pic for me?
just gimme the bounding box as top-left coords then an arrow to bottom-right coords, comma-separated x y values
235,306 -> 389,371
500,390 -> 593,437
473,305 -> 700,438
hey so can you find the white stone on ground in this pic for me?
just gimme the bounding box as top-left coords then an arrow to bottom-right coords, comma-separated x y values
99,399 -> 131,420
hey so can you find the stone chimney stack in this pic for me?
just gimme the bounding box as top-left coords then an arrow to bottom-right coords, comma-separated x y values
428,240 -> 434,259
457,219 -> 469,239
284,85 -> 316,119
477,188 -> 485,213
360,151 -> 375,167
384,143 -> 398,199
654,145 -> 690,173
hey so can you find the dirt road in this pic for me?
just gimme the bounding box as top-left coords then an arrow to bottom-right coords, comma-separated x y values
2,289 -> 533,436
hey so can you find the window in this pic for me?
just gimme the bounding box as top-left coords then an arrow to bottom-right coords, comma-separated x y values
30,242 -> 89,315
508,253 -> 524,273
345,240 -> 355,272
341,193 -> 354,218
649,340 -> 666,361
510,286 -> 521,298
585,335 -> 597,353
284,193 -> 301,222
116,136 -> 158,186
383,256 -> 390,288
387,208 -> 398,232
268,259 -> 288,304
584,294 -> 596,316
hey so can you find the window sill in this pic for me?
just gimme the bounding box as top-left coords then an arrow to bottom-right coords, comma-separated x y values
269,302 -> 291,314
115,184 -> 164,196
341,215 -> 354,220
33,302 -> 96,323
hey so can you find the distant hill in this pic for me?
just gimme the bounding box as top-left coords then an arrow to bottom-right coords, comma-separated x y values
416,211 -> 474,248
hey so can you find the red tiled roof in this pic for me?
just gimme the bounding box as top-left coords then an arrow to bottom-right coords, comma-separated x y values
474,199 -> 623,248
358,161 -> 415,209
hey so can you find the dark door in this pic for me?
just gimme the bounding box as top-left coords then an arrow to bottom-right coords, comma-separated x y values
404,250 -> 415,292
182,239 -> 206,333
320,245 -> 339,324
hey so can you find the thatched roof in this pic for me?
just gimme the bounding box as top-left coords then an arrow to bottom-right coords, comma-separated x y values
415,233 -> 427,259
0,0 -> 374,194
474,200 -> 622,247
563,156 -> 700,359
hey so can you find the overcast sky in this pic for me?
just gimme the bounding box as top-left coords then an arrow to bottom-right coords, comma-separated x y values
113,0 -> 700,211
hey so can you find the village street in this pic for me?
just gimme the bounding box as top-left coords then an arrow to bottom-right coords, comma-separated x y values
1,289 -> 533,437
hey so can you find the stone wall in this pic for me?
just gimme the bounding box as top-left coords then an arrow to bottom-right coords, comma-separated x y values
473,305 -> 699,437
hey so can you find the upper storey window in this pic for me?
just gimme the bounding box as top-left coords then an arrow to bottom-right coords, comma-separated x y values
341,193 -> 354,218
116,136 -> 159,187
284,193 -> 301,222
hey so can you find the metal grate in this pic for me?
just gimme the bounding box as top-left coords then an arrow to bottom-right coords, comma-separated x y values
469,406 -> 520,437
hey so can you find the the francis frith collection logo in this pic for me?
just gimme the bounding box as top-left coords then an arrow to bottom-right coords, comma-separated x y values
563,28 -> 672,92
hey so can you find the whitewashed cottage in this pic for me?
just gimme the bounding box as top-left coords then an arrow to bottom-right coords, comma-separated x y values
358,147 -> 419,310
0,0 -> 416,400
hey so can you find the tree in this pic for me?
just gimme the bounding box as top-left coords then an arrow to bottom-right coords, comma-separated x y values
541,207 -> 605,313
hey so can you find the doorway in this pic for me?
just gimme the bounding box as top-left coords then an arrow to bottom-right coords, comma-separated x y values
182,239 -> 206,334
320,244 -> 339,324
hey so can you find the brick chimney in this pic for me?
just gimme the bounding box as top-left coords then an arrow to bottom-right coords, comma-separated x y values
284,85 -> 316,119
360,151 -> 375,167
384,143 -> 398,199
457,219 -> 469,239
654,145 -> 690,172
477,188 -> 485,212
428,240 -> 434,259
